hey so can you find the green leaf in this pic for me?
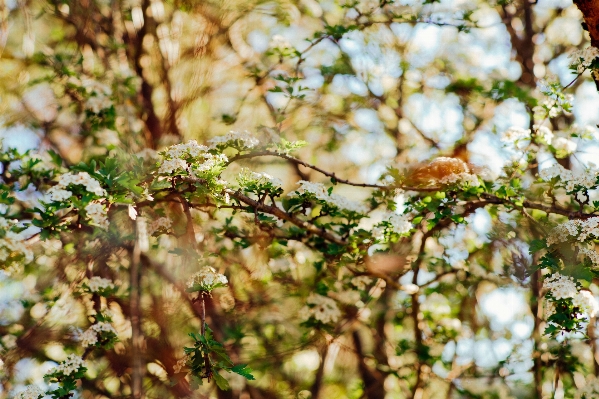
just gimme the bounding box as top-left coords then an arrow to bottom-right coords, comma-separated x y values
231,364 -> 256,380
562,263 -> 594,283
213,370 -> 230,390
48,149 -> 63,166
529,239 -> 547,254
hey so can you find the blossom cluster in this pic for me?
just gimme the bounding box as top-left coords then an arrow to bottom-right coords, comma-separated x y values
544,273 -> 599,319
438,171 -> 479,187
158,158 -> 188,175
164,140 -> 208,159
569,46 -> 599,73
269,35 -> 292,49
84,276 -> 115,294
84,202 -> 109,229
572,290 -> 599,318
289,181 -> 368,214
544,273 -> 577,300
552,136 -> 577,158
56,172 -> 107,196
373,211 -> 413,238
48,354 -> 85,377
187,267 -> 228,292
238,168 -> 283,188
501,126 -> 530,143
501,125 -> 556,148
15,385 -> 45,399
0,217 -> 35,268
80,322 -> 118,347
539,163 -> 597,193
45,172 -> 109,229
299,293 -> 341,324
546,217 -> 599,246
80,76 -> 113,113
208,130 -> 260,150
578,247 -> 599,267
351,276 -> 372,290
157,140 -> 229,179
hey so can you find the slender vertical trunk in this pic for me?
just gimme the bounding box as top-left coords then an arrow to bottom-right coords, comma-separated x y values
531,268 -> 543,399
310,343 -> 329,399
131,219 -> 145,399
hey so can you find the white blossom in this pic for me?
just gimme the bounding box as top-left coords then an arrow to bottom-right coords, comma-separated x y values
269,34 -> 292,49
547,217 -> 599,245
164,140 -> 208,159
52,172 -> 107,196
80,322 -> 118,347
572,290 -> 599,318
187,267 -> 228,291
44,187 -> 73,202
158,158 -> 188,175
15,385 -> 45,399
569,46 -> 599,73
371,226 -> 385,239
289,181 -> 368,214
501,126 -> 530,143
2,334 -> 17,349
80,77 -> 113,113
238,168 -> 283,188
96,129 -> 120,146
539,163 -> 597,192
379,211 -> 413,235
579,247 -> 599,267
85,202 -> 109,229
193,153 -> 228,173
533,124 -> 553,144
439,172 -> 480,187
401,284 -> 420,295
0,217 -> 35,265
544,273 -> 577,300
208,130 -> 260,150
85,276 -> 115,293
552,136 -> 577,157
85,95 -> 113,113
351,276 -> 372,290
299,293 -> 341,324
48,354 -> 85,376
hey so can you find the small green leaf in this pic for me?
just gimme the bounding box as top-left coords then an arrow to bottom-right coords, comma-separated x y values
231,364 -> 256,380
213,370 -> 230,390
529,239 -> 547,254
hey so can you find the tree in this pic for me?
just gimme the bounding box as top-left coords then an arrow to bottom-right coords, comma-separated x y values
2,0 -> 599,398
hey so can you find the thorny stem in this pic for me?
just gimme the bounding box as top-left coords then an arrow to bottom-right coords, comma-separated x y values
199,292 -> 212,381
552,363 -> 560,399
200,292 -> 206,336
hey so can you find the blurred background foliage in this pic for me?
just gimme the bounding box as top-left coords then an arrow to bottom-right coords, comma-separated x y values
2,0 -> 599,398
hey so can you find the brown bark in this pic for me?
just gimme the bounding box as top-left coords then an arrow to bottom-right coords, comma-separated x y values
352,330 -> 386,399
574,0 -> 599,89
500,0 -> 536,88
575,1 -> 599,47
